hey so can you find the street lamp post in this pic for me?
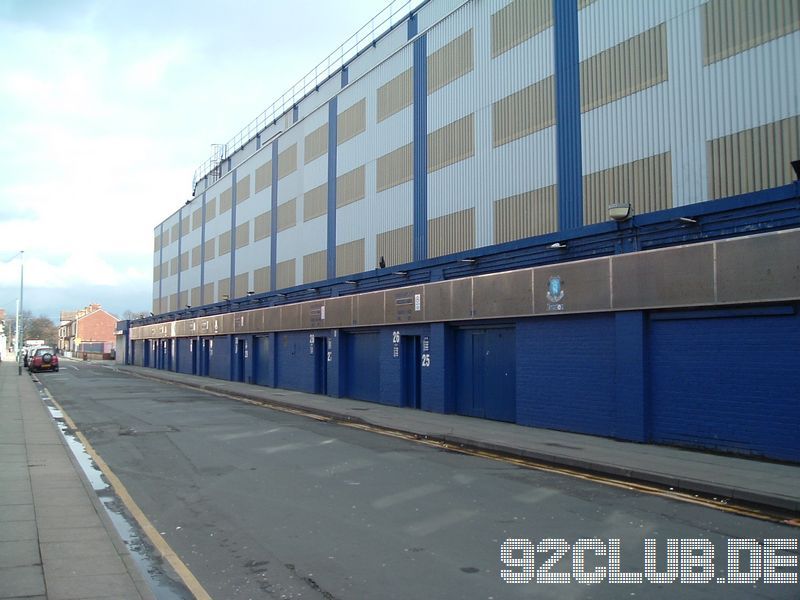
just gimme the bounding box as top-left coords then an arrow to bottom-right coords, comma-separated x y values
8,251 -> 24,375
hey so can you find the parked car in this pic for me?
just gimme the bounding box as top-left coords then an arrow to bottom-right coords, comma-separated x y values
28,347 -> 59,373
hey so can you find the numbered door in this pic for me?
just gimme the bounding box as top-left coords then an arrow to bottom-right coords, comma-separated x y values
234,338 -> 246,382
200,339 -> 211,377
455,327 -> 516,422
313,337 -> 328,395
253,336 -> 271,386
401,335 -> 421,409
190,339 -> 197,375
345,332 -> 380,402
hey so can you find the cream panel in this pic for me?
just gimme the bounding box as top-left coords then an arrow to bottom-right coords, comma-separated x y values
429,208 -> 475,259
428,29 -> 474,94
494,185 -> 558,244
583,152 -> 673,225
277,198 -> 297,232
276,259 -> 296,289
336,166 -> 366,208
492,75 -> 555,147
491,0 -> 552,58
376,225 -> 413,268
304,123 -> 328,164
278,144 -> 298,180
254,266 -> 271,293
428,113 -> 475,173
303,250 -> 327,284
304,183 -> 328,221
377,68 -> 413,123
337,98 -> 366,145
254,211 -> 271,241
580,24 -> 668,113
255,160 -> 272,193
707,115 -> 800,200
376,143 -> 413,193
236,175 -> 251,205
336,239 -> 365,278
219,187 -> 232,215
235,222 -> 250,249
703,0 -> 800,65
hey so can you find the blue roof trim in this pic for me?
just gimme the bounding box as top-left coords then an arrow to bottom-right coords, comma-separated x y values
140,183 -> 800,324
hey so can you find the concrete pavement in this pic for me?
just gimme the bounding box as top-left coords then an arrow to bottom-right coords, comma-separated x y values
113,362 -> 800,516
0,362 -> 154,600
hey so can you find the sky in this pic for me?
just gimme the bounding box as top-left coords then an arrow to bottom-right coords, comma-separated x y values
0,0 -> 400,323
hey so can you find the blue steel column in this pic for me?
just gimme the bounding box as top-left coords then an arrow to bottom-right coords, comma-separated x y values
327,98 -> 338,279
157,223 -> 163,313
270,142 -> 279,291
176,208 -> 182,310
230,168 -> 238,298
412,34 -> 428,261
407,12 -> 418,39
553,0 -> 583,230
200,192 -> 206,304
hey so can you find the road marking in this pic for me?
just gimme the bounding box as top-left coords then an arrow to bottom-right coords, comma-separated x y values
125,369 -> 800,527
47,394 -> 213,600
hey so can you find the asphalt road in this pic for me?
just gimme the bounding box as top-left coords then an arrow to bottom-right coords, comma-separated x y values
36,361 -> 798,599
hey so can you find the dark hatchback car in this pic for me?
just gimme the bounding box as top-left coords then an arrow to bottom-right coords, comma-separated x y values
28,347 -> 59,373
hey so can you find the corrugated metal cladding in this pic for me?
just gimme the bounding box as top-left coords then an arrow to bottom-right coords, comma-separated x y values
426,0 -> 557,253
151,0 -> 798,312
579,0 -> 799,214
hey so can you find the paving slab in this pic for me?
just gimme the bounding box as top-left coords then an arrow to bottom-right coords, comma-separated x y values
0,363 -> 154,600
0,520 -> 37,543
0,539 -> 40,568
0,564 -> 46,598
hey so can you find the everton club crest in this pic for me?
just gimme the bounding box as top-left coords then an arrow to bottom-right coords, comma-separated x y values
546,276 -> 565,311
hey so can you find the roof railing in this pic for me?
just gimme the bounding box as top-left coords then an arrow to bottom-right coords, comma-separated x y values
192,0 -> 417,194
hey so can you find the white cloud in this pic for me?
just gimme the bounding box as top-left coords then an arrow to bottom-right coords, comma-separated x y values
0,0 -> 395,318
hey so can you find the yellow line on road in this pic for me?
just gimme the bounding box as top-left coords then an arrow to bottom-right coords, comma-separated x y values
47,394 -> 213,600
124,370 -> 800,526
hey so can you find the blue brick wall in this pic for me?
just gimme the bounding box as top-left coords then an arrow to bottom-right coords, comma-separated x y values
649,306 -> 800,461
516,315 -> 616,436
133,302 -> 800,462
423,323 -> 452,413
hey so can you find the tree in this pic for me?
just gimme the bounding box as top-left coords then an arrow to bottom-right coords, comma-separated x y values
7,311 -> 58,347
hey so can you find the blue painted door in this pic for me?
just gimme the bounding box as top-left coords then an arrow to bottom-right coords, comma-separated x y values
200,339 -> 210,376
254,336 -> 271,386
314,337 -> 328,395
455,328 -> 516,422
345,332 -> 380,402
649,309 -> 800,462
234,338 -> 245,382
401,335 -> 421,409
